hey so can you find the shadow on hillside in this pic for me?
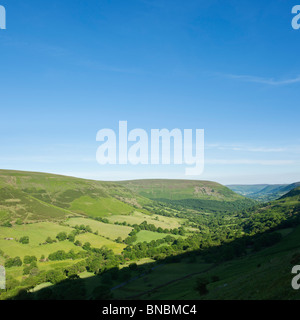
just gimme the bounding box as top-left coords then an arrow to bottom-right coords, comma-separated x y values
9,216 -> 300,301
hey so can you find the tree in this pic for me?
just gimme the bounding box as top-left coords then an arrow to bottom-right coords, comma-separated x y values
115,237 -> 122,243
24,255 -> 37,264
15,219 -> 23,225
46,269 -> 66,284
5,256 -> 23,268
56,232 -> 67,242
68,233 -> 75,242
45,236 -> 55,244
74,240 -> 82,247
2,221 -> 12,227
19,236 -> 29,244
83,242 -> 91,251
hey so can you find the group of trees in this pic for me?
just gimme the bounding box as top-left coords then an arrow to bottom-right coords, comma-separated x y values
48,249 -> 87,261
23,256 -> 38,276
5,256 -> 22,268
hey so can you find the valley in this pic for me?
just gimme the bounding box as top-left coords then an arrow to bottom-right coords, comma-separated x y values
0,170 -> 299,300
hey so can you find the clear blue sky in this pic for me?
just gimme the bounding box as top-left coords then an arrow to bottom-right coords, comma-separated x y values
0,0 -> 300,184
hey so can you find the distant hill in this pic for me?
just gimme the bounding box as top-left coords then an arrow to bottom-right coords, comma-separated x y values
227,182 -> 300,202
119,179 -> 256,213
280,186 -> 300,200
0,171 -> 256,224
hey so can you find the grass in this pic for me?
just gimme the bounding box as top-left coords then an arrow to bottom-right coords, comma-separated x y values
0,222 -> 80,258
70,196 -> 133,217
112,257 -> 213,299
107,211 -> 185,229
134,230 -> 181,244
75,233 -> 125,254
66,217 -> 133,240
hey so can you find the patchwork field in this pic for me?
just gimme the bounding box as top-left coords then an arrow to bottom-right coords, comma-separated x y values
66,217 -> 133,240
107,211 -> 185,229
75,232 -> 125,254
0,222 -> 79,258
0,220 -> 126,259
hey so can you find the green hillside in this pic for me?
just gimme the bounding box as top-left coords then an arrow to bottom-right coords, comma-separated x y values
119,179 -> 242,201
0,170 -> 149,223
120,179 -> 256,213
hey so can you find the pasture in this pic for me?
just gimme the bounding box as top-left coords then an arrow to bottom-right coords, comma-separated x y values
75,233 -> 125,254
107,211 -> 185,229
69,196 -> 133,217
66,217 -> 133,240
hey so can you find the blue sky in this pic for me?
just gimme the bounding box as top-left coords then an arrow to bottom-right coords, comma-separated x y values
0,0 -> 300,184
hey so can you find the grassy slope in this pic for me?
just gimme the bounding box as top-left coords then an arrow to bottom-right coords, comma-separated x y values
119,179 -> 244,201
144,224 -> 300,300
0,170 -> 150,222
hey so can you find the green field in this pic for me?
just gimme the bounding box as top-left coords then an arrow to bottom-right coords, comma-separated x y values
66,217 -> 133,240
0,222 -> 80,258
75,233 -> 125,254
107,211 -> 185,229
69,196 -> 134,217
134,230 -> 180,244
0,220 -> 126,260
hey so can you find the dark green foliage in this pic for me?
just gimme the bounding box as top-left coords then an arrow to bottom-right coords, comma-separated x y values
157,198 -> 256,214
45,236 -> 56,244
5,256 -> 22,268
2,221 -> 12,227
19,236 -> 29,244
23,256 -> 37,264
56,232 -> 67,241
46,269 -> 66,284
